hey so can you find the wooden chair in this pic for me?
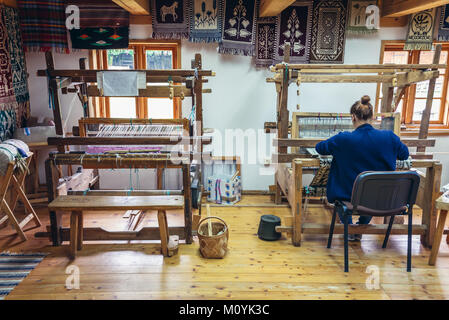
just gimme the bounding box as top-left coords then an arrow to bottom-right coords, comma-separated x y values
0,155 -> 42,241
327,171 -> 420,272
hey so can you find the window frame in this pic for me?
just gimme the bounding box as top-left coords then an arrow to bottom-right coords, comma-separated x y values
377,40 -> 449,132
89,39 -> 182,119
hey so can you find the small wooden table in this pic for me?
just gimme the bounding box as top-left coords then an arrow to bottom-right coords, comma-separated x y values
48,195 -> 184,259
428,191 -> 449,265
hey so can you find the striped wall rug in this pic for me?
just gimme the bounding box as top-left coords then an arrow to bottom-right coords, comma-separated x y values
0,252 -> 47,300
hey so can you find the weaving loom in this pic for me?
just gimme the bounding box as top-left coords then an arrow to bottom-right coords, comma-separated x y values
266,43 -> 444,248
36,53 -> 214,247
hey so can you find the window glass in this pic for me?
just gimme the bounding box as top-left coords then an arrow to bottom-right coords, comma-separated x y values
146,49 -> 174,119
106,49 -> 136,118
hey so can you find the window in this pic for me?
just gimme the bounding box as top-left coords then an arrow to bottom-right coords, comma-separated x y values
89,40 -> 181,119
377,41 -> 449,131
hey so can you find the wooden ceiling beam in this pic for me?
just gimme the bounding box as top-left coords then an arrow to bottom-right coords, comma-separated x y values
112,0 -> 150,15
382,0 -> 449,17
259,0 -> 295,17
0,0 -> 17,8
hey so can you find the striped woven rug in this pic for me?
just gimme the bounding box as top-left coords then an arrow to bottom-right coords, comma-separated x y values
0,252 -> 47,300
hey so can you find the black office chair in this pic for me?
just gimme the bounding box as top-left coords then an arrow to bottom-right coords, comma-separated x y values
327,171 -> 420,273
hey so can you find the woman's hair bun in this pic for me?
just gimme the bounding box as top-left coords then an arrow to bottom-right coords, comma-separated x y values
361,95 -> 371,105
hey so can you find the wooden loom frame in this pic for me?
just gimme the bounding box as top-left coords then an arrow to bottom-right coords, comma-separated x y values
266,44 -> 444,248
36,52 -> 214,246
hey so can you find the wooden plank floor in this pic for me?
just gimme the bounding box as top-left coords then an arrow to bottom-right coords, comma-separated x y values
1,195 -> 449,300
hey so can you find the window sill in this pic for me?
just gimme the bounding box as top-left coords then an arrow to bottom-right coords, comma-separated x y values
401,128 -> 449,136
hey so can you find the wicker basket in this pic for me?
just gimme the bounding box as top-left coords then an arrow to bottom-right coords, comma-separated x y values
197,216 -> 229,259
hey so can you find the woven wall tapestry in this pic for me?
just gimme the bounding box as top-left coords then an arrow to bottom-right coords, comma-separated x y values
310,0 -> 348,64
404,9 -> 436,51
0,7 -> 18,134
255,17 -> 276,67
151,0 -> 189,39
70,27 -> 129,49
67,2 -> 130,49
438,5 -> 449,41
219,0 -> 259,56
274,1 -> 313,64
17,0 -> 69,53
189,0 -> 224,42
2,6 -> 30,125
66,2 -> 129,28
347,0 -> 378,34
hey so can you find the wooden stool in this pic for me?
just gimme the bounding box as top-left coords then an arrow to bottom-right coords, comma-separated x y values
428,192 -> 449,265
48,195 -> 183,259
0,155 -> 42,241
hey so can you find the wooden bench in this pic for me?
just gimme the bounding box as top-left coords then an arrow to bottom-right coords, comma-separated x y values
48,195 -> 184,259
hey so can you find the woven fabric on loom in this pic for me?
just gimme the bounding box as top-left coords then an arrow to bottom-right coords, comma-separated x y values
255,17 -> 276,67
2,6 -> 30,125
151,0 -> 189,39
17,0 -> 69,53
310,0 -> 348,64
219,0 -> 259,56
438,5 -> 449,41
274,1 -> 313,64
346,0 -> 378,34
188,0 -> 224,43
404,9 -> 437,51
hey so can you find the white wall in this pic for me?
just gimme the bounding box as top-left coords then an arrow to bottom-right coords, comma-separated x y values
25,24 -> 449,190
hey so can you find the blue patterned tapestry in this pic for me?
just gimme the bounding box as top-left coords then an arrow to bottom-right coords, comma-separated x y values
310,0 -> 348,63
151,0 -> 189,39
219,0 -> 259,56
274,1 -> 313,64
189,0 -> 224,42
438,5 -> 449,41
255,17 -> 276,67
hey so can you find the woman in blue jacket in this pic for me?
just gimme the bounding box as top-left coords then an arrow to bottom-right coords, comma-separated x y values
315,95 -> 409,241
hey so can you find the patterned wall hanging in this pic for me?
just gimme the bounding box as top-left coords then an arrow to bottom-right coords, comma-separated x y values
151,0 -> 189,39
404,9 -> 437,51
66,2 -> 129,28
310,0 -> 348,64
70,27 -> 129,49
17,0 -> 69,53
274,1 -> 313,64
347,0 -> 378,34
189,0 -> 224,42
2,6 -> 30,126
255,17 -> 276,67
0,6 -> 18,135
67,2 -> 130,49
438,5 -> 449,41
219,0 -> 259,56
